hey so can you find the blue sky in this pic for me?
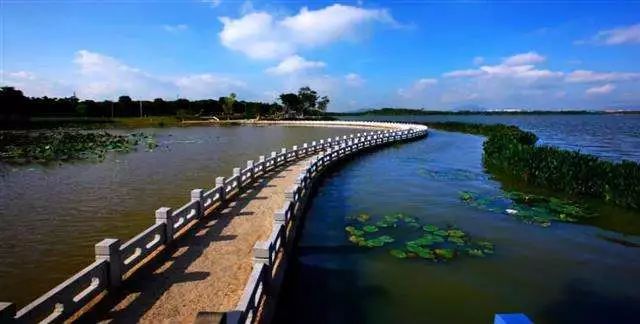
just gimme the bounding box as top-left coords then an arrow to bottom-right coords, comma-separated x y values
1,0 -> 640,111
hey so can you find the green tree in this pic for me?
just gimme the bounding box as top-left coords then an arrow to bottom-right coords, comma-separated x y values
75,102 -> 88,116
279,93 -> 302,115
0,86 -> 28,122
317,96 -> 330,111
298,86 -> 318,114
222,93 -> 237,119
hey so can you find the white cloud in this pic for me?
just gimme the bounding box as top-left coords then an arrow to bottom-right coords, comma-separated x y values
443,52 -> 561,81
163,24 -> 188,33
502,51 -> 545,66
265,55 -> 326,75
591,23 -> 640,45
398,78 -> 438,98
1,70 -> 71,97
218,4 -> 396,60
70,50 -> 246,99
280,5 -> 395,46
472,56 -> 484,65
345,73 -> 365,87
219,12 -> 295,60
443,69 -> 484,78
175,74 -> 246,98
566,70 -> 640,83
586,83 -> 615,95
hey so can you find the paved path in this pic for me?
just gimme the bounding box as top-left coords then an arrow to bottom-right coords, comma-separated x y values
80,158 -> 312,323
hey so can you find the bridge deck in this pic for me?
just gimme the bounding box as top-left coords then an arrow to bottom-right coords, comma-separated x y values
79,158 -> 313,323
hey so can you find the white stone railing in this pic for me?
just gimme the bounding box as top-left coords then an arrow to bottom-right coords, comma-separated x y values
0,121 -> 427,324
224,123 -> 427,324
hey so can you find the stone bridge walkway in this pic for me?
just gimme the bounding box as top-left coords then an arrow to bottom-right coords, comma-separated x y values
78,158 -> 313,323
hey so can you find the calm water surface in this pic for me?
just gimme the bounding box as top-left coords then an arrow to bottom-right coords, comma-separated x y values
344,114 -> 640,162
275,130 -> 640,324
0,125 -> 359,307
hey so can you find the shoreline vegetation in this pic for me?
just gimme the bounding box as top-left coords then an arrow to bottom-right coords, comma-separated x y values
424,122 -> 640,211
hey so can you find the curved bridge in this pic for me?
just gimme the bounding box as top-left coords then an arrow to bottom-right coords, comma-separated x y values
0,121 -> 427,324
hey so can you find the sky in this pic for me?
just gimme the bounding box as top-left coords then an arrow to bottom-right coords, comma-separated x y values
1,0 -> 640,111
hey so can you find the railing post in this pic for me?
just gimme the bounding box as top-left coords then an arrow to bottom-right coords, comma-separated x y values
280,147 -> 287,162
253,241 -> 271,265
274,209 -> 286,226
247,160 -> 254,182
191,189 -> 204,218
233,167 -> 241,190
271,151 -> 277,167
292,145 -> 298,159
302,143 -> 308,156
95,238 -> 123,288
216,177 -> 226,201
156,207 -> 174,243
0,303 -> 16,323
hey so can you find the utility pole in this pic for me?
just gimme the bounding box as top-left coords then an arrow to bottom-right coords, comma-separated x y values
111,101 -> 114,118
139,100 -> 143,117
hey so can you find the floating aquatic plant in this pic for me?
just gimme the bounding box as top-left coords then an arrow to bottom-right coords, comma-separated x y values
0,130 -> 156,164
345,212 -> 494,262
459,190 -> 594,227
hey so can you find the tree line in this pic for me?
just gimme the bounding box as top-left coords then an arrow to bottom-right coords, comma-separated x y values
0,86 -> 330,123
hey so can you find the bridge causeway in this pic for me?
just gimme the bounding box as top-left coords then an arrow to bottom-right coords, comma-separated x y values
0,121 -> 428,324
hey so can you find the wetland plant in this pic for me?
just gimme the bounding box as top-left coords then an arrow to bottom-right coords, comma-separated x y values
459,190 -> 594,227
345,212 -> 494,262
0,130 -> 155,164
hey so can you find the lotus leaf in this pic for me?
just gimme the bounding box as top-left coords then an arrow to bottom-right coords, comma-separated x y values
460,191 -> 474,201
357,214 -> 371,223
447,229 -> 466,238
422,224 -> 439,232
448,237 -> 465,245
345,226 -> 364,236
363,225 -> 379,233
433,230 -> 448,237
434,248 -> 455,259
390,249 -> 407,259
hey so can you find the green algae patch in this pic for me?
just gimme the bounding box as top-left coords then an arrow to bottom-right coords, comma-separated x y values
459,190 -> 595,227
345,212 -> 494,263
0,130 -> 155,164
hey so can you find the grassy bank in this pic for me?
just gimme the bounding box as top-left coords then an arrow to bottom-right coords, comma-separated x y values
426,121 -> 640,210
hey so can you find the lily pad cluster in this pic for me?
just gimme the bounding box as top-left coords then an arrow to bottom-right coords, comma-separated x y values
345,213 -> 494,262
0,130 -> 156,164
460,190 -> 594,227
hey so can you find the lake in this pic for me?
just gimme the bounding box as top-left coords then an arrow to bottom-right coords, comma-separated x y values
274,115 -> 640,323
1,115 -> 639,322
0,125 -> 359,307
342,114 -> 640,162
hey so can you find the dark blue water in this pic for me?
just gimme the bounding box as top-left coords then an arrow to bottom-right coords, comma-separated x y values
275,130 -> 640,324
